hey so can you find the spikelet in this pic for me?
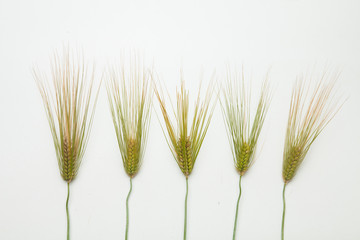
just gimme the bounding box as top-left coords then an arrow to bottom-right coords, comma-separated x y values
34,48 -> 99,183
221,68 -> 271,176
155,74 -> 216,178
106,55 -> 151,178
282,72 -> 342,184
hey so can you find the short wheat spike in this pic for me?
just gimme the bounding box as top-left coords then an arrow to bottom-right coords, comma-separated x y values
281,72 -> 343,240
154,73 -> 216,240
222,69 -> 271,176
34,48 -> 100,240
105,55 -> 151,240
221,68 -> 271,240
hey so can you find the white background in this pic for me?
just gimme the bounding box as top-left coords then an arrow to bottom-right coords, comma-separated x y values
0,0 -> 359,239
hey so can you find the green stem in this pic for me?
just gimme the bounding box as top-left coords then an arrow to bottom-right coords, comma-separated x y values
66,182 -> 70,240
281,183 -> 287,240
184,177 -> 188,240
125,177 -> 132,240
232,175 -> 242,240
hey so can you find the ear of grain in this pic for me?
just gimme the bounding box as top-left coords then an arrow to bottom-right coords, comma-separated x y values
61,136 -> 75,182
281,73 -> 343,239
34,48 -> 99,183
282,73 -> 343,184
177,136 -> 193,177
221,68 -> 271,176
282,145 -> 303,183
105,54 -> 151,178
154,76 -> 216,178
236,141 -> 253,176
154,74 -> 216,240
125,137 -> 140,178
105,54 -> 152,240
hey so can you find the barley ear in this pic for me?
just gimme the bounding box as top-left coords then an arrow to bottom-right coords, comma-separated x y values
34,47 -> 100,240
105,55 -> 152,240
155,75 -> 216,177
281,72 -> 343,240
220,68 -> 271,240
154,72 -> 216,240
282,73 -> 342,184
221,68 -> 271,176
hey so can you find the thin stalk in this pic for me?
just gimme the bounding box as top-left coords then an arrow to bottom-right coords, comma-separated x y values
125,177 -> 133,240
66,182 -> 70,240
232,175 -> 242,240
281,183 -> 287,240
184,177 -> 189,240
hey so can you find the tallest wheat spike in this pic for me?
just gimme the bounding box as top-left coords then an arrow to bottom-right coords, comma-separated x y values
281,72 -> 343,240
34,48 -> 100,240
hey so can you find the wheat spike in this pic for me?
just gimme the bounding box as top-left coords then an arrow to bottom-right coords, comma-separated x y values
154,74 -> 216,178
221,67 -> 271,240
34,48 -> 99,183
34,47 -> 100,240
176,136 -> 193,177
154,72 -> 216,240
281,71 -> 343,240
282,72 -> 342,184
105,54 -> 152,240
221,68 -> 271,176
282,145 -> 302,183
62,136 -> 76,182
125,137 -> 140,177
236,141 -> 252,176
106,55 -> 151,179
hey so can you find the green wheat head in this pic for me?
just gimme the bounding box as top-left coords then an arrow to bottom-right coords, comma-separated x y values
282,72 -> 342,184
106,57 -> 152,178
155,74 -> 216,178
221,69 -> 271,176
34,48 -> 99,183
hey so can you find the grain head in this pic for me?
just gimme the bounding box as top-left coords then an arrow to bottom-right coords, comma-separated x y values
106,55 -> 151,178
221,68 -> 271,176
282,72 -> 342,184
34,48 -> 99,183
154,73 -> 216,178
